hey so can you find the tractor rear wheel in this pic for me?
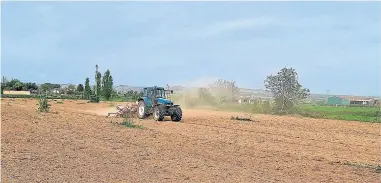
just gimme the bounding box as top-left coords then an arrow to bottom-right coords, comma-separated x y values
137,101 -> 147,119
171,106 -> 182,122
153,105 -> 165,121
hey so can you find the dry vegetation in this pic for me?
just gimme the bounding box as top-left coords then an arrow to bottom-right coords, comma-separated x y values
1,98 -> 380,182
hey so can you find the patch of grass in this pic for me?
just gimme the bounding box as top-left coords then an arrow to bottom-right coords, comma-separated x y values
376,165 -> 381,173
300,105 -> 380,116
119,114 -> 143,129
56,101 -> 64,104
120,121 -> 143,129
213,103 -> 380,123
296,105 -> 381,123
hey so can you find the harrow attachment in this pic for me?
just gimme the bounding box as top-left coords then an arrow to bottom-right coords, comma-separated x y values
107,103 -> 138,118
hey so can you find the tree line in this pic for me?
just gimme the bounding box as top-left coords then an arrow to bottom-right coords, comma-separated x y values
1,78 -> 85,96
1,65 -> 138,102
81,64 -> 114,101
2,66 -> 310,113
1,77 -> 39,92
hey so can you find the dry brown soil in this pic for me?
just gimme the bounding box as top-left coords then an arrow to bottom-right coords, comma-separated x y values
1,98 -> 380,182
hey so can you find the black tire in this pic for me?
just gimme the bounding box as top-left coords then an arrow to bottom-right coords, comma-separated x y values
153,105 -> 165,121
171,106 -> 182,122
137,100 -> 147,119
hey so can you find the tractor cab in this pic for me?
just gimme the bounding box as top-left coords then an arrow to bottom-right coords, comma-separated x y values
141,86 -> 173,106
143,86 -> 170,99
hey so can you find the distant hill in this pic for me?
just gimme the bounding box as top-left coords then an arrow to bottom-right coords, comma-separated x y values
114,85 -> 144,94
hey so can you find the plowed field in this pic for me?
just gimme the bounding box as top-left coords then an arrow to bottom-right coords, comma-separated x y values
1,99 -> 380,182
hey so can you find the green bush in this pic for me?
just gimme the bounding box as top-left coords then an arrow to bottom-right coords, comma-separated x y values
120,114 -> 143,129
120,121 -> 143,129
38,96 -> 49,112
89,95 -> 100,103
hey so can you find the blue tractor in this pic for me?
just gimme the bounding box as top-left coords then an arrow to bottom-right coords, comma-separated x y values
137,86 -> 182,122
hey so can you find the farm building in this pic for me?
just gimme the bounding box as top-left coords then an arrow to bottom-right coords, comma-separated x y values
327,96 -> 377,106
327,96 -> 350,106
2,90 -> 31,95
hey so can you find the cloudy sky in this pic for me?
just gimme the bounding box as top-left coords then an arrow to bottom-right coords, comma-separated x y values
2,2 -> 380,96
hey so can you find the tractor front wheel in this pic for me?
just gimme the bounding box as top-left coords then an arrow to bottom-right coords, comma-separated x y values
137,101 -> 147,119
153,105 -> 165,121
171,106 -> 182,122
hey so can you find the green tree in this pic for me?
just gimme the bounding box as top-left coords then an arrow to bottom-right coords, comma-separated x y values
23,82 -> 38,91
77,84 -> 84,92
67,84 -> 76,95
1,76 -> 7,85
92,85 -> 96,95
84,78 -> 92,99
95,65 -> 102,96
40,83 -> 54,93
52,84 -> 61,89
264,67 -> 310,114
1,76 -> 7,93
102,69 -> 113,100
1,77 -> 6,94
6,79 -> 21,90
13,81 -> 24,91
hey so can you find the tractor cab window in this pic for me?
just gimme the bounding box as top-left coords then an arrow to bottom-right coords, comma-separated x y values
143,88 -> 149,97
143,88 -> 155,98
148,89 -> 154,98
156,89 -> 165,98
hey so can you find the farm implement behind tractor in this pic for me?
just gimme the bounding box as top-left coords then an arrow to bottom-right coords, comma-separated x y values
108,86 -> 182,122
107,103 -> 138,118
